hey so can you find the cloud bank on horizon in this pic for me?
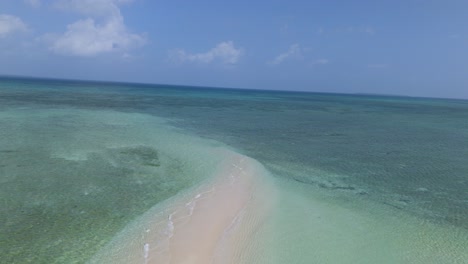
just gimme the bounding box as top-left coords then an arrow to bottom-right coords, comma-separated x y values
1,0 -> 468,99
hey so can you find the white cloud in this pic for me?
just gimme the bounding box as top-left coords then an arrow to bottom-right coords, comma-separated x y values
51,16 -> 145,56
0,14 -> 28,37
24,0 -> 41,8
171,41 -> 243,65
49,0 -> 145,57
270,44 -> 303,65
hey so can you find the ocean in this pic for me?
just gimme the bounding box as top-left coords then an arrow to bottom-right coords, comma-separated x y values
0,77 -> 467,263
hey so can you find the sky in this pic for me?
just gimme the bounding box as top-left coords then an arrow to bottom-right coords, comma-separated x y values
0,0 -> 468,98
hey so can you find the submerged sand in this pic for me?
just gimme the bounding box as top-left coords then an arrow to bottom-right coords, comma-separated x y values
89,151 -> 275,264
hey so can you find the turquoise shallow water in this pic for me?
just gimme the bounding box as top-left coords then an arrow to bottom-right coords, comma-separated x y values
0,77 -> 467,263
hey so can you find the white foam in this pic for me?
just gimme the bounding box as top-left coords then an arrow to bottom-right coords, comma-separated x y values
143,243 -> 150,264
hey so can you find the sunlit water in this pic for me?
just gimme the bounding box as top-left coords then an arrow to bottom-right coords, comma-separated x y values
0,77 -> 467,263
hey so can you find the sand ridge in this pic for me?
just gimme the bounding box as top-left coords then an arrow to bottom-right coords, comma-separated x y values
88,151 -> 272,264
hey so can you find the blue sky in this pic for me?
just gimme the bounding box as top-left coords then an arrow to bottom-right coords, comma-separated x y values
0,0 -> 467,98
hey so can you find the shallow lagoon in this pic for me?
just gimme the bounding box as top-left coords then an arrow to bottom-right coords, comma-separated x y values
1,77 -> 467,263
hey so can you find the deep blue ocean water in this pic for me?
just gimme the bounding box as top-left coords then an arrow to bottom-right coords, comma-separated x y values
1,77 -> 467,263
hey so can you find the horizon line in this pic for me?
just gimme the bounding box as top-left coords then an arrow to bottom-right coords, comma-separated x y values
0,74 -> 466,102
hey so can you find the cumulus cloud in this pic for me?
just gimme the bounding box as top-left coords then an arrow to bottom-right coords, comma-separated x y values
171,41 -> 243,65
270,44 -> 303,65
51,16 -> 145,56
49,0 -> 145,56
0,14 -> 28,38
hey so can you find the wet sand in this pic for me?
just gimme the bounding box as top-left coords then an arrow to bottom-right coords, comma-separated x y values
89,151 -> 274,264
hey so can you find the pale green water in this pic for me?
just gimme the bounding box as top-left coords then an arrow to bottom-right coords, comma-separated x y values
0,77 -> 467,263
0,108 -> 229,263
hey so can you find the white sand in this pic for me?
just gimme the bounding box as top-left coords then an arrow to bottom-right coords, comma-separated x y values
89,151 -> 274,264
